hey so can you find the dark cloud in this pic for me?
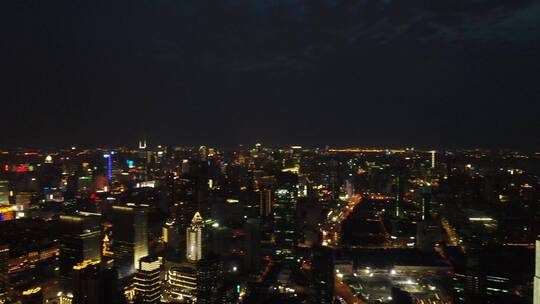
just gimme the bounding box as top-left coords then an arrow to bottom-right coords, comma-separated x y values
1,0 -> 539,149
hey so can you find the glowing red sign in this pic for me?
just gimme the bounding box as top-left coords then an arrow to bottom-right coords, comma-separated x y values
15,165 -> 29,173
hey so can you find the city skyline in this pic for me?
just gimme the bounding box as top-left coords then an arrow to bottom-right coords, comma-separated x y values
1,0 -> 539,303
0,143 -> 538,303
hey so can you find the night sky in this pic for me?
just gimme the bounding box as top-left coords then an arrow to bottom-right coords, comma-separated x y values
1,0 -> 539,149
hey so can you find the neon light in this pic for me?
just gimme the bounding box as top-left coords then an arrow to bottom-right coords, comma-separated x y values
15,165 -> 29,173
103,153 -> 112,181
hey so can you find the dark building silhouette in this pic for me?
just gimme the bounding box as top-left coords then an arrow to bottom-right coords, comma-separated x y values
0,245 -> 9,303
59,213 -> 101,289
197,254 -> 224,304
312,246 -> 335,304
72,260 -> 102,304
391,287 -> 414,304
72,260 -> 126,304
111,205 -> 148,278
273,172 -> 298,261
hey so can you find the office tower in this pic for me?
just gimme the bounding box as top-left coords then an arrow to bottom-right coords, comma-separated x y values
71,260 -> 125,304
186,212 -> 204,262
103,153 -> 113,183
101,267 -> 127,304
164,264 -> 197,303
430,150 -> 436,169
59,213 -> 102,287
111,205 -> 148,278
0,205 -> 15,222
0,181 -> 9,206
312,246 -> 334,304
416,221 -> 442,253
181,159 -> 190,175
259,189 -> 272,217
273,172 -> 298,260
21,287 -> 43,304
535,238 -> 540,304
199,146 -> 207,162
395,174 -> 404,218
173,201 -> 195,232
163,218 -> 181,250
53,294 -> 74,304
77,176 -> 93,195
134,256 -> 161,304
296,197 -> 321,246
0,245 -> 8,303
243,219 -> 261,272
345,179 -> 354,198
44,154 -> 53,164
196,254 -> 224,304
72,260 -> 102,304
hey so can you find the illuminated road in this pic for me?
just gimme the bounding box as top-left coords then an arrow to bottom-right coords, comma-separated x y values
335,277 -> 365,304
441,217 -> 466,253
321,195 -> 362,246
317,194 -> 376,304
318,195 -> 366,304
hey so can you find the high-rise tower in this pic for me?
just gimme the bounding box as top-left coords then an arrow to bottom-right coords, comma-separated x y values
273,172 -> 298,260
59,213 -> 102,288
186,212 -> 204,262
0,245 -> 8,303
0,181 -> 9,206
111,205 -> 148,278
72,260 -> 102,304
196,254 -> 224,304
534,239 -> 540,304
312,246 -> 334,304
134,256 -> 161,304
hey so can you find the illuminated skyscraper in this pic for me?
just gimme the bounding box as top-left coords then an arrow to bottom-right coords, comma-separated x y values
259,188 -> 272,217
535,239 -> 540,304
164,264 -> 197,303
21,287 -> 43,304
59,213 -> 102,288
162,218 -> 181,250
186,212 -> 204,262
181,159 -> 190,175
134,256 -> 162,304
71,260 -> 125,304
430,150 -> 436,169
0,245 -> 8,303
0,181 -> 9,206
103,153 -> 113,183
72,260 -> 102,304
45,154 -> 53,164
111,205 -> 148,278
273,172 -> 298,260
198,146 -> 207,162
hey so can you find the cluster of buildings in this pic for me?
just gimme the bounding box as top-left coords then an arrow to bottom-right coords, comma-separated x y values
0,144 -> 538,304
